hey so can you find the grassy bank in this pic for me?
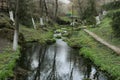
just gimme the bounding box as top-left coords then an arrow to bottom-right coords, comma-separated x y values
20,25 -> 55,44
89,11 -> 120,47
0,46 -> 20,79
67,31 -> 120,80
0,14 -> 20,79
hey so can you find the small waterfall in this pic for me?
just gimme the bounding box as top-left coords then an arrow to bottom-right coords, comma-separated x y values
40,18 -> 44,26
13,30 -> 18,51
32,17 -> 37,29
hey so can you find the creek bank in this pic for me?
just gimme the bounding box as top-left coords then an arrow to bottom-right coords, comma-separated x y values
0,47 -> 20,79
0,18 -> 55,79
0,14 -> 20,79
13,26 -> 56,79
19,26 -> 55,45
65,30 -> 120,80
0,27 -> 55,79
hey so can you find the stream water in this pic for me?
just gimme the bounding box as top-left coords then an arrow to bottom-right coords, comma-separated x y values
15,39 -> 110,80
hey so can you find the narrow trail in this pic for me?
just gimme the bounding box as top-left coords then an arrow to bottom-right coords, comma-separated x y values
84,29 -> 120,55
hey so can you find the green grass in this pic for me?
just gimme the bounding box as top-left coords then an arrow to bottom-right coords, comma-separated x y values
67,31 -> 120,80
20,25 -> 55,44
89,17 -> 120,47
0,46 -> 20,79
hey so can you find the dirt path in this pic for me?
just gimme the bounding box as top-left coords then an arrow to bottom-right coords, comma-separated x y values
84,29 -> 120,55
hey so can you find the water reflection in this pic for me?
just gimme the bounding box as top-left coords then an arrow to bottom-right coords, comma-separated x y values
16,39 -> 109,80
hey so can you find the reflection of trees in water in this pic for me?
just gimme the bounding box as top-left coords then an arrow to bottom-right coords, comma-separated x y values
19,43 -> 41,70
34,46 -> 47,80
15,43 -> 42,80
93,70 -> 99,80
17,43 -> 110,80
70,50 -> 92,80
69,49 -> 77,80
82,58 -> 100,80
84,59 -> 92,79
46,45 -> 59,80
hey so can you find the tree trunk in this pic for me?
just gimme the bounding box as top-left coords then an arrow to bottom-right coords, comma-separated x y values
32,17 -> 37,29
55,0 -> 58,19
9,10 -> 14,22
43,0 -> 48,16
40,17 -> 44,26
13,0 -> 19,51
39,0 -> 44,26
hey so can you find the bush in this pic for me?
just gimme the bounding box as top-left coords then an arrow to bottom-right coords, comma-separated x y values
86,16 -> 96,25
56,17 -> 70,25
112,11 -> 120,37
103,1 -> 120,10
81,0 -> 97,25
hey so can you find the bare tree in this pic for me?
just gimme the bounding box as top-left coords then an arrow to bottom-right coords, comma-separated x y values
39,0 -> 44,26
43,0 -> 48,16
55,0 -> 58,19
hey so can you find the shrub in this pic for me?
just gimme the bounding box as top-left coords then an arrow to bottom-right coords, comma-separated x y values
112,11 -> 120,37
86,16 -> 96,25
103,1 -> 120,10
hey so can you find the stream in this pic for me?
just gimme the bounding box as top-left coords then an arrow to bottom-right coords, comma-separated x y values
15,39 -> 110,80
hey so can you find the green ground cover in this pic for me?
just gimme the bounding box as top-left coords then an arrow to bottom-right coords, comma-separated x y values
67,30 -> 120,80
0,46 -> 20,79
20,25 -> 55,44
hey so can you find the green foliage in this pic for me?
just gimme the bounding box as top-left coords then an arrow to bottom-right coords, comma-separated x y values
112,11 -> 120,37
62,32 -> 70,37
18,0 -> 32,27
9,0 -> 38,27
85,16 -> 96,25
55,35 -> 62,39
0,47 -> 20,79
66,38 -> 81,49
106,9 -> 120,18
46,38 -> 56,45
103,1 -> 120,10
66,31 -> 82,49
81,0 -> 97,25
9,0 -> 33,26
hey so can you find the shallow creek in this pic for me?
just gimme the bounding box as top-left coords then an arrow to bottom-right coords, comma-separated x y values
15,39 -> 110,80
